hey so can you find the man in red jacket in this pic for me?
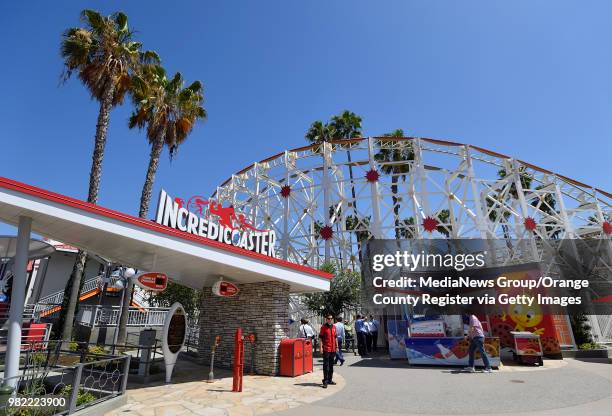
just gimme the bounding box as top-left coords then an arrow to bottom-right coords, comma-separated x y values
319,314 -> 338,388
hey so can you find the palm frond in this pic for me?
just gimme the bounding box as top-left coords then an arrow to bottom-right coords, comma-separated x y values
80,10 -> 105,33
113,12 -> 128,33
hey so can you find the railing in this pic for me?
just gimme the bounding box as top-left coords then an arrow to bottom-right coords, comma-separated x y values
78,306 -> 170,327
0,341 -> 130,415
0,323 -> 53,350
36,275 -> 103,309
0,304 -> 36,324
184,321 -> 200,354
131,286 -> 148,307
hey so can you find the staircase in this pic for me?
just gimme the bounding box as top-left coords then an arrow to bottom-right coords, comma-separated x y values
35,274 -> 144,319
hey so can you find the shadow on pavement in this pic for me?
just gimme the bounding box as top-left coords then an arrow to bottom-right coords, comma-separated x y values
294,382 -> 323,387
348,357 -> 499,373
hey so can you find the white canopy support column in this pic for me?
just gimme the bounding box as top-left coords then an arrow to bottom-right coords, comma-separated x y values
4,215 -> 31,389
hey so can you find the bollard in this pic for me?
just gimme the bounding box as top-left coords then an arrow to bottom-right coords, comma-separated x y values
249,334 -> 257,375
232,328 -> 244,392
232,330 -> 256,392
207,336 -> 221,383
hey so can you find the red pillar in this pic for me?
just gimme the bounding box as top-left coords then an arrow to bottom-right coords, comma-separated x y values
232,328 -> 243,392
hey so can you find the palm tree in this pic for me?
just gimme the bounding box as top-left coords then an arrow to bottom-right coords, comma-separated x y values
399,217 -> 417,238
305,121 -> 335,149
328,111 -> 363,213
129,66 -> 207,217
115,66 -> 206,344
57,10 -> 153,342
374,129 -> 414,239
436,209 -> 452,237
306,112 -> 363,266
305,111 -> 363,215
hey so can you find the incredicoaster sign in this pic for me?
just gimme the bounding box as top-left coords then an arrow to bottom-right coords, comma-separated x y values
155,189 -> 276,257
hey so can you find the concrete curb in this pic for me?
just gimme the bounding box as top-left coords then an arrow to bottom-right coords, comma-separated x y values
71,395 -> 127,416
562,349 -> 611,359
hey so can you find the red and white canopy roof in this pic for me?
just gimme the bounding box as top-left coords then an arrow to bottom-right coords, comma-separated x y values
0,177 -> 331,292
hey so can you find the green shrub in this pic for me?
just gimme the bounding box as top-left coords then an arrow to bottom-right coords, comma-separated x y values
59,385 -> 96,407
12,407 -> 56,416
578,342 -> 603,350
29,353 -> 47,365
87,345 -> 105,355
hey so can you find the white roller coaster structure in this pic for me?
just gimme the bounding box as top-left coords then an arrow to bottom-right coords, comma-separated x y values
207,137 -> 612,343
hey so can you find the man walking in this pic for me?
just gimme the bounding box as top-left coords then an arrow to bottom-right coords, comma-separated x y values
334,316 -> 345,366
319,314 -> 338,388
463,313 -> 492,373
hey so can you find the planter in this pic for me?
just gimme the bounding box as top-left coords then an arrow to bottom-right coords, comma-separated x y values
562,349 -> 610,359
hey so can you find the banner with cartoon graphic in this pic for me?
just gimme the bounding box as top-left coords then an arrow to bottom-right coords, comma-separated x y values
489,269 -> 562,358
405,337 -> 501,367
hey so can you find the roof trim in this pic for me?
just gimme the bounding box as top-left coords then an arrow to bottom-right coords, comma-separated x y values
0,177 -> 333,280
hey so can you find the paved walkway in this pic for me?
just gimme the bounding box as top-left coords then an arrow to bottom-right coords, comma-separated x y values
272,354 -> 612,416
107,354 -> 612,416
105,360 -> 345,416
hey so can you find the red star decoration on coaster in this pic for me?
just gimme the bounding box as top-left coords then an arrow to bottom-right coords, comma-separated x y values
365,169 -> 380,183
319,225 -> 334,240
603,221 -> 612,235
422,216 -> 439,233
280,185 -> 291,198
524,217 -> 537,232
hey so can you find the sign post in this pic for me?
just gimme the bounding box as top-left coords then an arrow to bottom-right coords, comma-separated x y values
162,303 -> 187,383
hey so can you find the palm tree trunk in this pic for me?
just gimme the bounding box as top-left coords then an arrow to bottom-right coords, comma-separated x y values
391,175 -> 400,240
59,80 -> 115,344
345,150 -> 363,266
138,134 -> 165,218
117,134 -> 164,345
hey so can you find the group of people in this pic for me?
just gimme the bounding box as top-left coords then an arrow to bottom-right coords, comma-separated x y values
354,314 -> 379,357
299,314 -> 380,388
298,312 -> 492,387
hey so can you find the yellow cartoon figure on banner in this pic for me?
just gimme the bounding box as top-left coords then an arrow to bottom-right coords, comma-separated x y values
502,303 -> 545,335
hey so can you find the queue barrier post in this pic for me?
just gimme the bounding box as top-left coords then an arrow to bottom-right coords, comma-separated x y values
207,336 -> 221,383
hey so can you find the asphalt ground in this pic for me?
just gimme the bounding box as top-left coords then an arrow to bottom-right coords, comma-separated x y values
272,352 -> 612,416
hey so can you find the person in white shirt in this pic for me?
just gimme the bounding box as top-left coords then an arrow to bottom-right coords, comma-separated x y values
299,318 -> 316,349
334,317 -> 345,365
364,318 -> 373,353
369,315 -> 380,352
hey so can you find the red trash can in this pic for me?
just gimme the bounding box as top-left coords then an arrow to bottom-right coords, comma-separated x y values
303,339 -> 313,373
279,339 -> 304,377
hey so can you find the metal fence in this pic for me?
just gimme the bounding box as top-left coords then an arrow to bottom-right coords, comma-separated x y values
0,341 -> 130,415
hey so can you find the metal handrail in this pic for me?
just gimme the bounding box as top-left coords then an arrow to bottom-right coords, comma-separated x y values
35,274 -> 104,311
78,305 -> 170,327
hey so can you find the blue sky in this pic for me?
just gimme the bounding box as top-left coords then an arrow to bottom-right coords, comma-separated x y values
1,1 -> 611,235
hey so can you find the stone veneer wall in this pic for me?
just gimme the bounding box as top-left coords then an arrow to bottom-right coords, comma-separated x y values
197,281 -> 290,375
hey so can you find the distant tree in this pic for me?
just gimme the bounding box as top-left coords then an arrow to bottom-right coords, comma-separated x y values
305,110 -> 363,216
400,217 -> 417,239
147,281 -> 201,317
374,129 -> 414,239
302,263 -> 361,317
436,209 -> 452,237
569,314 -> 593,346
